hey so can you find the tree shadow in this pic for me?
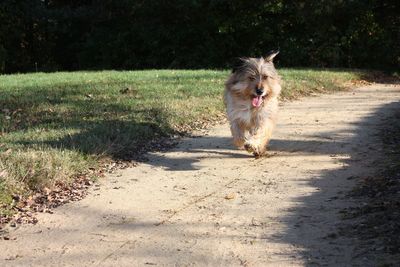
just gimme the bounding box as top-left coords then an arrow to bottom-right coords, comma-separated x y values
269,101 -> 400,265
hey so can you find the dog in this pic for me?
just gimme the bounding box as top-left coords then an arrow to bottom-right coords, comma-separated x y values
224,51 -> 281,157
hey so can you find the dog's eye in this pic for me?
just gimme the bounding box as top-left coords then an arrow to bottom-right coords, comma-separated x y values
248,76 -> 256,81
262,75 -> 268,80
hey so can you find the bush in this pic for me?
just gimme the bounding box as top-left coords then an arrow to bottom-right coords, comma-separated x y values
0,0 -> 398,73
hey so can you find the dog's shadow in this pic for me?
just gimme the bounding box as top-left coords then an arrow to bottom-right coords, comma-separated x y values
143,135 -> 250,171
141,129 -> 349,171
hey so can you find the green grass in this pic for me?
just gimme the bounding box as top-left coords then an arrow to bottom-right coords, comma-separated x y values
0,68 -> 371,215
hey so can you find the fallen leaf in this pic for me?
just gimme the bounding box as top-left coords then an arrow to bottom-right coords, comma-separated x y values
224,193 -> 236,200
0,169 -> 7,178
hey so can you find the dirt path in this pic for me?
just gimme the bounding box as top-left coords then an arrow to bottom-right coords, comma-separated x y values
1,84 -> 399,266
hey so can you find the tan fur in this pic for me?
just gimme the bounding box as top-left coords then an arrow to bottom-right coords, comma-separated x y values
224,54 -> 281,157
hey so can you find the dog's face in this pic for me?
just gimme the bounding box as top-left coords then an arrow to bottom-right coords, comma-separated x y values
227,51 -> 281,108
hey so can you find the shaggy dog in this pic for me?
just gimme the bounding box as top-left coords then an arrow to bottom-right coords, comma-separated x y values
224,51 -> 281,157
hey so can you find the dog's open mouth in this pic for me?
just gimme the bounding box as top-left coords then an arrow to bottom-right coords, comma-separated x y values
252,95 -> 265,108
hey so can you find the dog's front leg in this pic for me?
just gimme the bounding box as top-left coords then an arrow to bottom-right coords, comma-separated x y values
245,119 -> 275,157
230,120 -> 246,148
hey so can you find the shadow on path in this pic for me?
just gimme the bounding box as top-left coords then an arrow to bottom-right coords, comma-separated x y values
271,101 -> 400,265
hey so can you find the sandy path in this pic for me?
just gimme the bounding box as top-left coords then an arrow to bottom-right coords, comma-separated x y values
1,84 -> 399,266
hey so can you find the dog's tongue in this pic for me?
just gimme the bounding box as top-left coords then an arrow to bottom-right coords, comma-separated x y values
252,96 -> 263,107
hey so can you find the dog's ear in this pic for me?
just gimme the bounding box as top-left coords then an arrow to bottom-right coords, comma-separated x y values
265,50 -> 279,62
231,57 -> 245,73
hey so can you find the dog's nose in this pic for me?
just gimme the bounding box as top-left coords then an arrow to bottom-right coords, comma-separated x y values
256,88 -> 264,95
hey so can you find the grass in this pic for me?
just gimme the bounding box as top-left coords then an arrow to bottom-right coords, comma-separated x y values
0,68 -> 373,215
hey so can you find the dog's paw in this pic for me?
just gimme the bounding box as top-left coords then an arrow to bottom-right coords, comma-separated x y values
244,142 -> 259,154
244,142 -> 266,158
253,150 -> 264,158
252,148 -> 263,158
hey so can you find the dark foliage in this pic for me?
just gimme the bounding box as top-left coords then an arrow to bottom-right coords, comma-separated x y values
0,0 -> 398,73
